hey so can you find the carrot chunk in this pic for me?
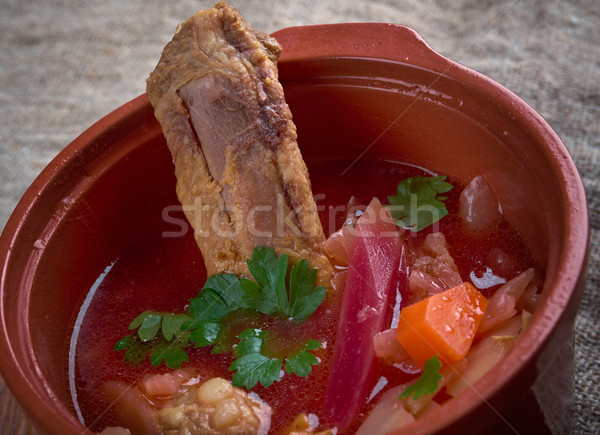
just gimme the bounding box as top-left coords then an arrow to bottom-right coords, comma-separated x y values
396,282 -> 488,368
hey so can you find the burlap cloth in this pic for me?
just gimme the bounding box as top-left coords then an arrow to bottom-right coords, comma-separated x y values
0,0 -> 598,433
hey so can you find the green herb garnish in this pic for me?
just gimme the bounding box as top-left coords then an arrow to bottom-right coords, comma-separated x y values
113,311 -> 192,369
229,328 -> 283,389
398,355 -> 443,400
387,175 -> 453,232
227,329 -> 321,390
241,246 -> 326,320
114,246 -> 325,390
284,339 -> 321,377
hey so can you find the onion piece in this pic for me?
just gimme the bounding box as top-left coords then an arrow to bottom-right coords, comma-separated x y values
373,328 -> 411,362
323,226 -> 354,268
357,360 -> 465,434
517,279 -> 542,313
459,175 -> 502,232
446,315 -> 523,397
323,196 -> 367,268
477,268 -> 534,335
356,386 -> 415,435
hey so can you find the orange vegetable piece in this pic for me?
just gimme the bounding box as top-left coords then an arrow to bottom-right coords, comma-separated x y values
396,282 -> 488,368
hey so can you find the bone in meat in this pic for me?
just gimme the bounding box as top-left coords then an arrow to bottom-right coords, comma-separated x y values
146,2 -> 332,285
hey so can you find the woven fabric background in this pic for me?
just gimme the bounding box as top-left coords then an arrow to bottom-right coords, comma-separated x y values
1,0 -> 598,433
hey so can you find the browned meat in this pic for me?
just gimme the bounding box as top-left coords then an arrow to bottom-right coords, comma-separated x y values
146,2 -> 332,284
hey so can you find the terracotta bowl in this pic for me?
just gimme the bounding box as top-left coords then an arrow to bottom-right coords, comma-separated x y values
0,24 -> 588,434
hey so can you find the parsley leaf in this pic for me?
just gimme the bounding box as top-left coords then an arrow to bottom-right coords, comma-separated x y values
241,246 -> 289,316
241,248 -> 326,320
189,322 -> 221,348
150,340 -> 189,369
162,313 -> 193,341
230,329 -> 282,389
114,334 -> 136,351
183,273 -> 251,351
116,310 -> 193,368
398,355 -> 443,400
387,175 -> 453,232
126,311 -> 193,344
229,329 -> 322,389
287,260 -> 327,320
123,339 -> 151,366
114,334 -> 150,366
187,274 -> 249,324
130,311 -> 162,342
284,339 -> 321,377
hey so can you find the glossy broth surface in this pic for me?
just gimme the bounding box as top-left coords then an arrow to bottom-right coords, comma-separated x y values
71,159 -> 538,433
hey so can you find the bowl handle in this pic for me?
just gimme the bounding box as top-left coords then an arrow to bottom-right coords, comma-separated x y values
272,23 -> 453,72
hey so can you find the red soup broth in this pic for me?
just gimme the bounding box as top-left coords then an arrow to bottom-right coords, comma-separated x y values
70,159 -> 540,434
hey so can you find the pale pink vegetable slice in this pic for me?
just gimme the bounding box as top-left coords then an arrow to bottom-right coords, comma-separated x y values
447,315 -> 523,397
459,175 -> 502,232
356,385 -> 415,435
477,268 -> 534,335
406,232 -> 462,304
373,328 -> 411,362
102,381 -> 159,434
356,361 -> 465,434
141,367 -> 196,399
323,226 -> 355,268
323,196 -> 366,268
323,198 -> 406,430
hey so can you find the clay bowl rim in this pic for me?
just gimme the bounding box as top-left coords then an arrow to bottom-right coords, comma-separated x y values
0,22 -> 589,434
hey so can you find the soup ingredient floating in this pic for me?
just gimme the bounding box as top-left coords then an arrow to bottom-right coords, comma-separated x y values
156,376 -> 272,434
398,355 -> 443,400
324,198 -> 407,430
396,282 -> 488,368
146,1 -> 332,285
387,175 -> 453,232
115,246 -> 326,390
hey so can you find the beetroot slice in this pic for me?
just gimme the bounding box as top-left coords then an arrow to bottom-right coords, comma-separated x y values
323,198 -> 406,430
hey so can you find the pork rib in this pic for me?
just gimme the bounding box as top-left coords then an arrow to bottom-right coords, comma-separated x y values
146,2 -> 332,284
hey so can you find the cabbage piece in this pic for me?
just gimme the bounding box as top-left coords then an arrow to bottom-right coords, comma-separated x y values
446,315 -> 523,397
478,268 -> 534,335
407,232 -> 462,304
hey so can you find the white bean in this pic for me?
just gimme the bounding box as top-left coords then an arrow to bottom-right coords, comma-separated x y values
195,378 -> 234,405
